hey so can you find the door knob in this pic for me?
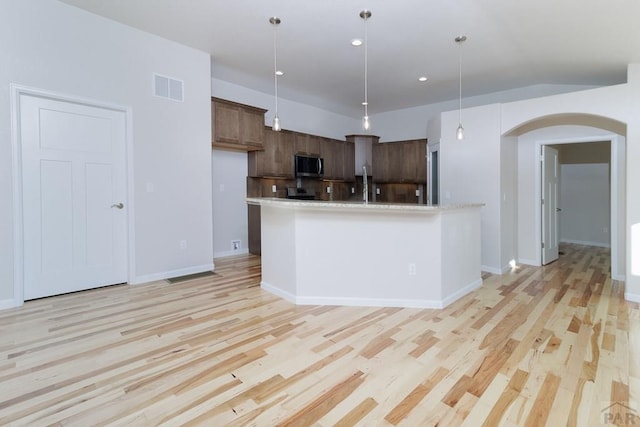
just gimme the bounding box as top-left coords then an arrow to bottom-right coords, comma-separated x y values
111,203 -> 124,209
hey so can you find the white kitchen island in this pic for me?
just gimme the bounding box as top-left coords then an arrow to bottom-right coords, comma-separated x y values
247,198 -> 484,309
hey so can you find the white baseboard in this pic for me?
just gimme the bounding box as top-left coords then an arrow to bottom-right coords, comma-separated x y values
130,263 -> 215,285
625,292 -> 640,303
260,281 -> 296,304
560,239 -> 610,248
481,265 -> 503,275
214,248 -> 249,259
518,258 -> 540,267
262,277 -> 482,309
0,299 -> 21,311
612,274 -> 626,281
441,278 -> 483,307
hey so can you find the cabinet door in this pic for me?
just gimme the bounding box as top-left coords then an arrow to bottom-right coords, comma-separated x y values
294,133 -> 321,155
343,140 -> 355,181
276,131 -> 295,178
401,140 -> 427,183
241,108 -> 265,148
213,101 -> 241,144
388,143 -> 404,182
255,128 -> 294,178
319,138 -> 338,179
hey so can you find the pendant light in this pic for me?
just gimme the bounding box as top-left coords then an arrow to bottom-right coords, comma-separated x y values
270,16 -> 282,131
360,10 -> 371,132
455,35 -> 466,140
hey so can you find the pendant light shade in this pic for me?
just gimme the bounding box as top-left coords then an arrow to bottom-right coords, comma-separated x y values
270,16 -> 282,131
455,35 -> 466,140
360,10 -> 371,132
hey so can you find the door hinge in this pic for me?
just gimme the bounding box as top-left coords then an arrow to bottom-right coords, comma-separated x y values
541,199 -> 544,205
541,242 -> 545,249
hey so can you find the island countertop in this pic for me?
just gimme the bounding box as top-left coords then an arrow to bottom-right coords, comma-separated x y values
252,196 -> 483,309
246,197 -> 484,213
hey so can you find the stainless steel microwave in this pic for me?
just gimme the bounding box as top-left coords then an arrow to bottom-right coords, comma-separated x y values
294,154 -> 324,178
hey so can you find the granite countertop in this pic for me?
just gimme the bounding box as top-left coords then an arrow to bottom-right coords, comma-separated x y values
246,197 -> 484,213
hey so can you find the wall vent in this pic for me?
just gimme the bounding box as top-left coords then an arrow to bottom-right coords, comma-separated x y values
154,73 -> 184,102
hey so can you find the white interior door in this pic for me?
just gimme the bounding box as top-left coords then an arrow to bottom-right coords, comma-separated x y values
542,145 -> 559,265
20,94 -> 127,300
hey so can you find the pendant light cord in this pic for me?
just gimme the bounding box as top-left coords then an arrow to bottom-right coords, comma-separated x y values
364,13 -> 368,120
458,39 -> 462,125
273,23 -> 279,117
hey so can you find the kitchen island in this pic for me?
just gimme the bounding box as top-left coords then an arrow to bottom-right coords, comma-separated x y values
247,198 -> 483,309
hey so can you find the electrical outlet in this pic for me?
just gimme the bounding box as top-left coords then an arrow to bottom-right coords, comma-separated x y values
231,240 -> 241,251
219,184 -> 225,192
376,188 -> 381,195
326,186 -> 331,194
408,263 -> 416,276
179,240 -> 187,250
415,189 -> 420,197
272,185 -> 277,193
351,187 -> 355,194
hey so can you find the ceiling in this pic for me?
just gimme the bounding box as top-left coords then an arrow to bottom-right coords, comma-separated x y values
59,0 -> 640,117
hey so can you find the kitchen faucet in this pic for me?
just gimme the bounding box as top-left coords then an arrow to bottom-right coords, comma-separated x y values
362,165 -> 368,204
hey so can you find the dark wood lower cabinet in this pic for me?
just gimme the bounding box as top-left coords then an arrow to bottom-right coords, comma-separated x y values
248,204 -> 261,255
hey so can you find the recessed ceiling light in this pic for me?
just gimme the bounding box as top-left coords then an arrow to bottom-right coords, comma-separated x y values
351,38 -> 363,46
418,76 -> 428,82
275,70 -> 284,76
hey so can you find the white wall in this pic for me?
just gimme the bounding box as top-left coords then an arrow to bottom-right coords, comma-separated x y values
1,0 -> 213,306
440,104 -> 504,273
372,84 -> 598,142
212,150 -> 249,257
560,163 -> 610,247
500,136 -> 519,270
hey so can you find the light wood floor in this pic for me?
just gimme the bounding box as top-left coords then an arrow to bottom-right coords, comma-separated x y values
0,244 -> 638,426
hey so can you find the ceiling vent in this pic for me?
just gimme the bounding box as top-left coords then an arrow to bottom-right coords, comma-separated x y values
154,73 -> 183,102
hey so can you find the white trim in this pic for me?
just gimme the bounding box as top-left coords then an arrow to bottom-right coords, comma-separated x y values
518,258 -> 541,267
441,278 -> 483,307
262,278 -> 482,309
612,273 -> 626,281
482,265 -> 504,275
624,292 -> 640,303
427,142 -> 440,205
260,281 -> 296,304
10,84 -> 25,308
10,84 -> 133,306
214,249 -> 249,258
131,263 -> 215,285
0,299 -> 21,310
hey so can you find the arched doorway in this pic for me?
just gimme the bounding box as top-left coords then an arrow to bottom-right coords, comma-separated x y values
504,113 -> 627,279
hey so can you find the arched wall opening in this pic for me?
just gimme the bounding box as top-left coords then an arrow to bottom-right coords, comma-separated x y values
504,113 -> 626,279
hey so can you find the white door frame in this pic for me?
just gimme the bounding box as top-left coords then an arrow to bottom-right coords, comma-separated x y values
535,135 -> 624,279
427,142 -> 440,205
10,84 -> 135,307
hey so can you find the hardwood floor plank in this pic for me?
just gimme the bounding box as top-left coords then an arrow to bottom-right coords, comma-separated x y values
524,372 -> 561,427
0,244 -> 636,425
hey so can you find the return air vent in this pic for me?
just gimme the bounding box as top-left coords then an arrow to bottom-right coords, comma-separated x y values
154,73 -> 184,102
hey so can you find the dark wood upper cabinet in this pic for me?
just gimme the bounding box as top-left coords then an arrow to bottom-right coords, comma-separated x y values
294,133 -> 321,156
211,97 -> 267,152
248,127 -> 294,178
372,139 -> 427,184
